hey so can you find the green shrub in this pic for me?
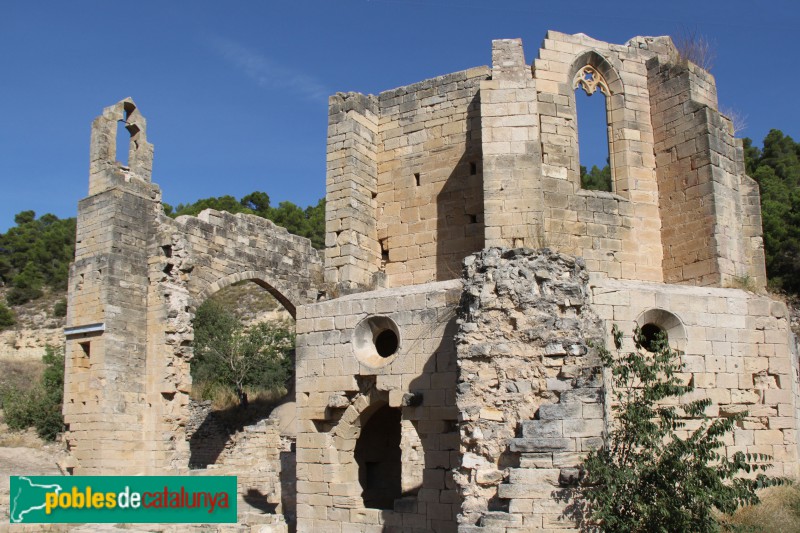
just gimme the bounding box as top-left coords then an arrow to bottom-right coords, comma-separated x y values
192,299 -> 294,406
53,298 -> 67,317
0,302 -> 14,330
0,345 -> 64,440
581,326 -> 786,532
6,286 -> 43,306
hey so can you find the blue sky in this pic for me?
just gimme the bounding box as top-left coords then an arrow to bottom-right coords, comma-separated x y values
2,0 -> 798,232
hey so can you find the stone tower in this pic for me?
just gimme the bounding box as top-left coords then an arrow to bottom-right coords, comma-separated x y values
63,98 -> 159,473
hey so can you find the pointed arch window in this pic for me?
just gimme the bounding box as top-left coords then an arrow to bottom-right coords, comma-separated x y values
574,65 -> 613,192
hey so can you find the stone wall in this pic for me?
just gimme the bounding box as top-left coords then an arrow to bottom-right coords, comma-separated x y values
325,68 -> 489,292
198,417 -> 290,530
295,280 -> 463,532
325,32 -> 767,291
375,68 -> 488,288
647,59 -> 767,287
449,248 -> 797,532
325,93 -> 381,292
532,33 -> 666,282
454,248 -> 604,531
64,99 -> 323,490
591,278 -> 799,477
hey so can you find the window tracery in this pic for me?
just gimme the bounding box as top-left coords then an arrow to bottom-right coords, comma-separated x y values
573,65 -> 610,97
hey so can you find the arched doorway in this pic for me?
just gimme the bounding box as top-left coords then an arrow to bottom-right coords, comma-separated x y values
354,404 -> 403,510
187,279 -> 295,468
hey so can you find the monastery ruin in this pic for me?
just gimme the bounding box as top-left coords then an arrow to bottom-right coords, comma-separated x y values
62,31 -> 799,532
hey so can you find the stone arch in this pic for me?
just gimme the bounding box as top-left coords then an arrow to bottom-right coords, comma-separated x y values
326,389 -> 423,511
332,389 -> 390,442
184,270 -> 300,463
568,50 -> 624,96
635,308 -> 687,352
196,270 -> 299,319
567,50 -> 634,196
139,208 -> 324,475
327,391 -> 390,505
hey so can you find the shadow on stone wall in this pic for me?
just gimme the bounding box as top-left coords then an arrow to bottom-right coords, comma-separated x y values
436,92 -> 484,282
187,398 -> 280,468
390,314 -> 462,530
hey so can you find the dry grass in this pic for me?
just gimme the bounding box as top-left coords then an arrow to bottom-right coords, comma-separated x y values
0,419 -> 45,448
0,360 -> 44,393
720,106 -> 749,137
719,483 -> 800,533
191,380 -> 288,432
191,380 -> 286,411
673,28 -> 716,72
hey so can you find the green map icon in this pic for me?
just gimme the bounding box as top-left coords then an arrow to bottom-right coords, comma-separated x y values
10,476 -> 64,523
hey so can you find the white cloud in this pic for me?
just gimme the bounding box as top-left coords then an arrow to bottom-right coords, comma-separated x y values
209,36 -> 329,101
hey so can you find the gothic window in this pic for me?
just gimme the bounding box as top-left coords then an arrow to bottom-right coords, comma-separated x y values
574,65 -> 613,192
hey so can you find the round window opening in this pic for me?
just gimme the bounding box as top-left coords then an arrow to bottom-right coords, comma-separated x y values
353,316 -> 401,368
375,329 -> 399,358
640,323 -> 667,352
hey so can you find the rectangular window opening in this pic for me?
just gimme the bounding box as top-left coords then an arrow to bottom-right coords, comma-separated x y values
379,238 -> 389,263
414,173 -> 420,187
79,342 -> 90,358
116,120 -> 130,167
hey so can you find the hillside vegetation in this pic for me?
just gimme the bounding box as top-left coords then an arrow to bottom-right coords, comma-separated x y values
743,130 -> 800,293
0,211 -> 75,308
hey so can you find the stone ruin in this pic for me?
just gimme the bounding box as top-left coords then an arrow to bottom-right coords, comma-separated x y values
62,31 -> 799,531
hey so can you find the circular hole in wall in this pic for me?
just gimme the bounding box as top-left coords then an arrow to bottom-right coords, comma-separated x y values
375,329 -> 399,358
636,308 -> 687,353
640,323 -> 666,352
353,316 -> 401,368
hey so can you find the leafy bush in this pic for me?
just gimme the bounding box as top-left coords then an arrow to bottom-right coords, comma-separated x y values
0,302 -> 14,330
53,298 -> 67,317
6,286 -> 44,306
0,345 -> 65,440
191,299 -> 294,406
581,326 -> 785,532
